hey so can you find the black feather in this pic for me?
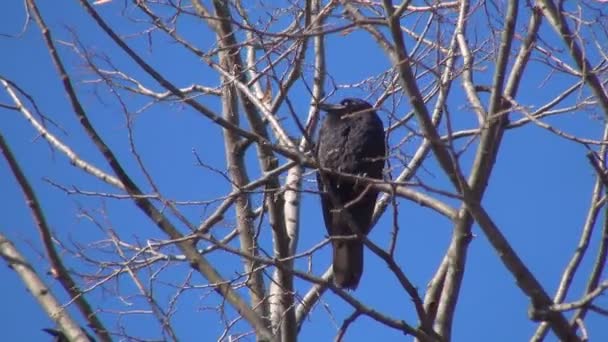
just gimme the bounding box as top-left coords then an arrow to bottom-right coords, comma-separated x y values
42,328 -> 96,342
316,98 -> 386,289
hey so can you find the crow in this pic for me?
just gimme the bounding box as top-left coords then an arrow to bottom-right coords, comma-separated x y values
43,328 -> 96,342
316,98 -> 386,289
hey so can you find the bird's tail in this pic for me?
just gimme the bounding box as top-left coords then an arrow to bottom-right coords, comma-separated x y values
332,239 -> 364,289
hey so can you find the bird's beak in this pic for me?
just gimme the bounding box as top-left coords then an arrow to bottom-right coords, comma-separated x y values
315,102 -> 346,113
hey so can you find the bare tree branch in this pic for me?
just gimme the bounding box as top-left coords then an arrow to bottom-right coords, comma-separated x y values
4,0 -> 607,340
0,233 -> 92,342
0,132 -> 103,342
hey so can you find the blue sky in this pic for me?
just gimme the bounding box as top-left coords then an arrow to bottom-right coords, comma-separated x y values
1,1 -> 607,341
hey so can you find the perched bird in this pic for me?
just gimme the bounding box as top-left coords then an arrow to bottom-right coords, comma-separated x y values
316,98 -> 386,289
43,327 -> 96,342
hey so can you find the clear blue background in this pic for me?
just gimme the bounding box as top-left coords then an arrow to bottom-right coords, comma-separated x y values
1,1 -> 606,341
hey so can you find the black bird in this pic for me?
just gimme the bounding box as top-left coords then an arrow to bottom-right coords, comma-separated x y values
316,98 -> 386,289
43,328 -> 96,342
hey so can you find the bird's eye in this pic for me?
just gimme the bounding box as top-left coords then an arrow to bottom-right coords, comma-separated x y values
341,99 -> 351,106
